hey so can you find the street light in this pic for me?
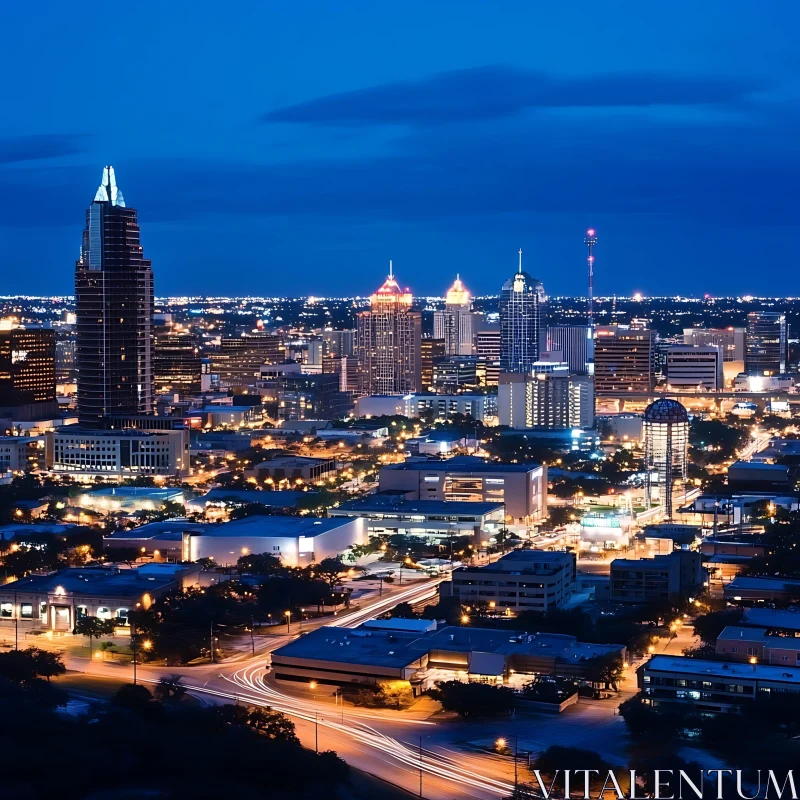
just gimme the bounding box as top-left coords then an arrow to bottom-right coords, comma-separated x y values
284,610 -> 292,634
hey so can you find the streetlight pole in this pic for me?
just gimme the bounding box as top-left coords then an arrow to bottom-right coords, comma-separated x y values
210,620 -> 215,664
285,610 -> 291,634
131,621 -> 138,685
315,710 -> 319,753
419,736 -> 423,798
13,589 -> 18,651
250,616 -> 255,656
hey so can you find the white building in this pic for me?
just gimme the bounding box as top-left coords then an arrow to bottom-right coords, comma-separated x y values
498,366 -> 594,429
104,515 -> 366,568
354,393 -> 497,422
665,345 -> 723,390
546,325 -> 594,374
47,426 -> 190,479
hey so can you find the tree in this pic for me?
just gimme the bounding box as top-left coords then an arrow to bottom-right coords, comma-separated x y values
314,557 -> 347,590
429,680 -> 516,717
237,551 -> 284,576
27,648 -> 66,682
246,706 -> 300,743
154,674 -> 187,702
0,647 -> 65,686
583,652 -> 625,691
547,505 -> 582,527
693,608 -> 743,646
111,683 -> 163,721
390,602 -> 416,619
74,616 -> 117,655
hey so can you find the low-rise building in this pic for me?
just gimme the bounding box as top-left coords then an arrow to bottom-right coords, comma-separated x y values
741,607 -> 800,637
724,576 -> 800,604
716,626 -> 800,667
0,563 -> 199,633
271,622 -> 625,691
727,460 -> 795,492
354,393 -> 498,423
0,435 -> 45,473
609,551 -> 704,604
75,486 -> 188,514
379,456 -> 547,524
328,497 -> 504,543
47,426 -> 190,479
247,455 -> 338,484
104,515 -> 366,568
185,489 -> 306,520
638,654 -> 800,712
443,549 -> 577,613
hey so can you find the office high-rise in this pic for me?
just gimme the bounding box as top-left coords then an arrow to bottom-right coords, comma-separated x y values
75,167 -> 154,428
421,338 -> 446,392
433,276 -> 476,355
746,311 -> 787,376
499,250 -> 546,373
476,328 -> 501,386
154,328 -> 202,394
0,325 -> 57,420
546,325 -> 594,375
594,325 -> 654,395
355,265 -> 422,395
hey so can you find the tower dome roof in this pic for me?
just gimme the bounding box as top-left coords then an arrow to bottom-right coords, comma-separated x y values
644,398 -> 689,424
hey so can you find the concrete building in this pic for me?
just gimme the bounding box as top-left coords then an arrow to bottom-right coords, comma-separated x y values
354,393 -> 497,423
328,497 -> 504,542
594,325 -> 654,394
379,456 -> 547,523
727,460 -> 794,491
420,338 -> 446,393
683,327 -> 745,362
0,563 -> 199,633
271,622 -> 624,690
185,489 -> 305,520
0,436 -> 45,473
546,325 -> 594,375
247,455 -> 338,484
444,549 -> 577,613
665,345 -> 723,390
47,425 -> 190,479
154,328 -> 201,395
104,515 -> 365,567
609,550 -> 704,604
213,333 -> 283,388
433,276 -> 477,356
432,356 -> 479,393
475,329 -> 501,387
741,607 -> 800,636
638,654 -> 800,712
716,626 -> 800,666
355,267 -> 422,396
724,576 -> 800,604
498,367 -> 594,429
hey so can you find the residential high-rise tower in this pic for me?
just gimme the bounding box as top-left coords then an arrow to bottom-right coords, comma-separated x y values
75,167 -> 154,428
355,264 -> 422,395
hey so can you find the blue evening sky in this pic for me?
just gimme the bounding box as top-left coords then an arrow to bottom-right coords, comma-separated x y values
0,2 -> 797,298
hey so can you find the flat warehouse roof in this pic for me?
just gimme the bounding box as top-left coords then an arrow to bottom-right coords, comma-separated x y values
332,498 -> 503,515
645,655 -> 800,683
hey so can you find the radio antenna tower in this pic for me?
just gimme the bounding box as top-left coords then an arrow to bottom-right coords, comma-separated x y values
584,229 -> 597,327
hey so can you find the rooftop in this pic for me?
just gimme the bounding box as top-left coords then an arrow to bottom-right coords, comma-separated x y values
645,654 -> 800,683
331,497 -> 503,516
0,564 -> 191,597
726,576 -> 800,591
382,455 -> 542,474
103,519 -> 207,543
187,489 -> 305,507
718,626 -> 800,652
273,624 -> 621,669
743,608 -> 800,630
214,515 -> 356,539
455,549 -> 573,574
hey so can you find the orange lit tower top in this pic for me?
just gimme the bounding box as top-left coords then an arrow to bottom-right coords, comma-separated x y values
445,274 -> 471,308
370,261 -> 413,307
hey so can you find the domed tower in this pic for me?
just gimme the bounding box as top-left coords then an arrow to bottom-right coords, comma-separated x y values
355,262 -> 422,395
643,398 -> 689,519
499,249 -> 546,372
434,275 -> 476,355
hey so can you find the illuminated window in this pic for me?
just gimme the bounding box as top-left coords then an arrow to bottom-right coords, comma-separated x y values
20,603 -> 33,619
0,603 -> 12,618
96,607 -> 111,620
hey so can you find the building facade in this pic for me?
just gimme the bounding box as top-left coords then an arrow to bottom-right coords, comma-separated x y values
420,338 -> 446,392
499,252 -> 546,373
476,329 -> 501,387
746,311 -> 787,376
546,325 -> 594,375
213,333 -> 283,388
665,345 -> 724,390
433,276 -> 476,356
75,167 -> 154,429
154,328 -> 202,394
355,267 -> 422,395
593,325 -> 654,394
0,326 -> 57,420
609,550 -> 704,604
354,393 -> 497,422
379,456 -> 547,523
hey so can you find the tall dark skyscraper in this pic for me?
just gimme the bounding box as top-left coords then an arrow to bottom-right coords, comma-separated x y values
499,249 -> 546,373
746,311 -> 787,376
0,325 -> 57,421
75,167 -> 154,428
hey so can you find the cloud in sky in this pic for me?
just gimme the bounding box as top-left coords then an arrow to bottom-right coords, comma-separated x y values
261,65 -> 769,126
0,134 -> 84,165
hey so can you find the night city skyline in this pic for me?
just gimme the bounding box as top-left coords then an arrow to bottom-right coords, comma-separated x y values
1,2 -> 799,298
